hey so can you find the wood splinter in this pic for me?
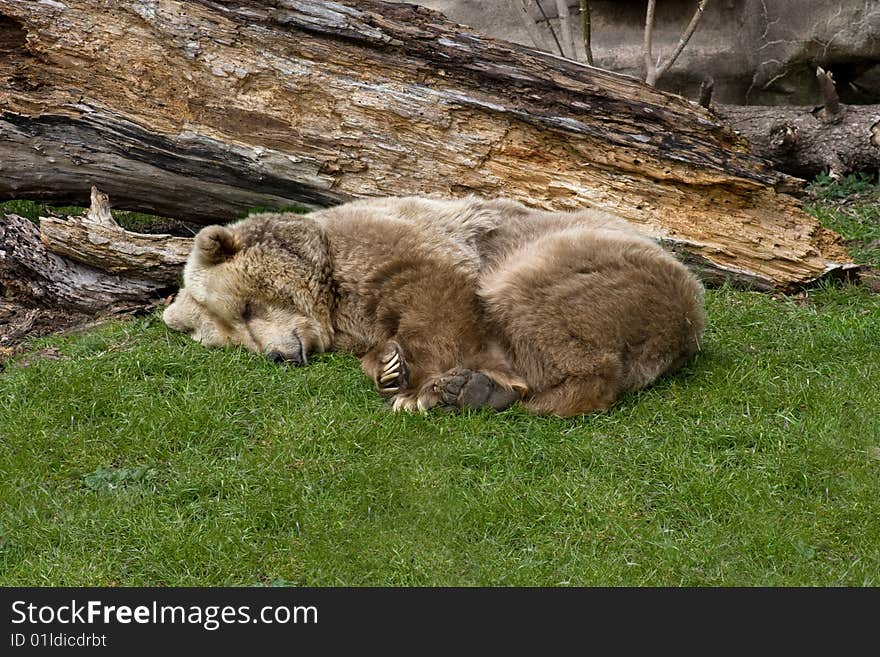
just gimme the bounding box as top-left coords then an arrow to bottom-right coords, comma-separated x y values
815,66 -> 843,123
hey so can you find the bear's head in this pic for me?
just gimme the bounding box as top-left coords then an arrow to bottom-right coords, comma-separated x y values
163,212 -> 336,366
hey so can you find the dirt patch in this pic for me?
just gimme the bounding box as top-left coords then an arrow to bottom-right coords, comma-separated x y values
13,346 -> 66,368
857,266 -> 880,293
0,300 -> 105,366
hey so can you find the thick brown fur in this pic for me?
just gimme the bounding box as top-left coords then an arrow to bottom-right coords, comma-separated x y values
164,196 -> 705,417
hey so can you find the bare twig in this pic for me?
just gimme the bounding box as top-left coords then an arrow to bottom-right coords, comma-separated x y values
579,0 -> 593,65
643,0 -> 658,84
517,0 -> 549,51
534,1 -> 565,57
645,0 -> 711,87
656,0 -> 710,82
555,0 -> 576,59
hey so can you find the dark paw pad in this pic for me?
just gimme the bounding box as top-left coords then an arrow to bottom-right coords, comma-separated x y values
377,342 -> 408,396
437,369 -> 519,411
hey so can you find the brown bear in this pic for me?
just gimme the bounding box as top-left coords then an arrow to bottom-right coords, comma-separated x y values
163,196 -> 706,417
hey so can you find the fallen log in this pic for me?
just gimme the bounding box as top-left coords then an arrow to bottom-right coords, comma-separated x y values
715,69 -> 880,180
0,213 -> 168,313
39,187 -> 191,285
6,183 -> 860,314
0,0 -> 854,290
39,187 -> 800,293
718,102 -> 880,180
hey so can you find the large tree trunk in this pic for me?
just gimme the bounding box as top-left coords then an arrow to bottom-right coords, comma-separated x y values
0,0 -> 855,290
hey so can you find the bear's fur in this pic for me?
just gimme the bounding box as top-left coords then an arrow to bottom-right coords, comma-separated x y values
163,196 -> 706,417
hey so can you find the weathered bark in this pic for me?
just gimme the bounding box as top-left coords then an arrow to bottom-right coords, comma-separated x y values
716,103 -> 880,180
39,188 -> 191,284
0,214 -> 168,313
0,0 -> 854,289
1,188 -> 180,320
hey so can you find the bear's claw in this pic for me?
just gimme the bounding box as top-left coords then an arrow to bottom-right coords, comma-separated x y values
434,369 -> 520,411
377,342 -> 407,396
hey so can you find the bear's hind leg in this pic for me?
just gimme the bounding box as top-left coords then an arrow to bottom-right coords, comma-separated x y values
523,355 -> 623,417
367,346 -> 527,413
523,377 -> 618,417
415,343 -> 528,413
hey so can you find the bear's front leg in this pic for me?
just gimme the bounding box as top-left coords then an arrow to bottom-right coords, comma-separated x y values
360,340 -> 408,397
360,341 -> 445,412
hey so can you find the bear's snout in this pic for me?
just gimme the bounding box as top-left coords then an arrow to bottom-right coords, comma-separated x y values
266,347 -> 304,367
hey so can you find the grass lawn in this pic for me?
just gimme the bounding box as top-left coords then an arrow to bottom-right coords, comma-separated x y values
1,177 -> 879,586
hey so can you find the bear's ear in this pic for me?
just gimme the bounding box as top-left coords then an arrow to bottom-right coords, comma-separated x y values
194,225 -> 241,265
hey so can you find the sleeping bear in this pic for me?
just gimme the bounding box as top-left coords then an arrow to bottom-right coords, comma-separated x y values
163,195 -> 705,417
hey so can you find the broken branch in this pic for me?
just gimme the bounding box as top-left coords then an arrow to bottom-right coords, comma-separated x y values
39,187 -> 190,284
0,214 -> 168,312
579,0 -> 594,65
816,67 -> 842,122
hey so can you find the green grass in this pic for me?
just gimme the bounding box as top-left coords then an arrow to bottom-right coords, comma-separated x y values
806,173 -> 880,267
1,282 -> 878,586
1,178 -> 879,586
0,199 -> 86,224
